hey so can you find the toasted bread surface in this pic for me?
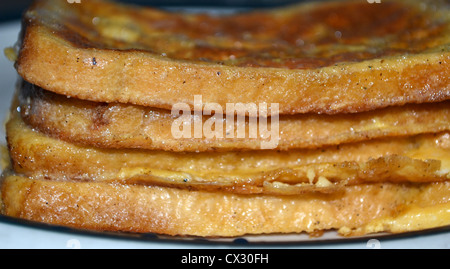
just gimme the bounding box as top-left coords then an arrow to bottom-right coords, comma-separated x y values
6,108 -> 450,194
1,175 -> 449,237
3,0 -> 450,239
18,80 -> 450,152
15,0 -> 450,115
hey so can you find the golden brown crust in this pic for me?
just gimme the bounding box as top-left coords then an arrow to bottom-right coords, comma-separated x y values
2,175 -> 449,237
18,80 -> 450,152
15,0 -> 450,115
4,0 -> 450,239
6,108 -> 450,195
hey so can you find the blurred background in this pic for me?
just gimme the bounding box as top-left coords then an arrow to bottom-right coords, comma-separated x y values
0,0 -> 313,23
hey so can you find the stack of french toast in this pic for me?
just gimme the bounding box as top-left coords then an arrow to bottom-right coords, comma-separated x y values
1,0 -> 449,239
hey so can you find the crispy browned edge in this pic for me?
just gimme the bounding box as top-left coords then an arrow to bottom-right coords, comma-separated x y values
15,0 -> 450,115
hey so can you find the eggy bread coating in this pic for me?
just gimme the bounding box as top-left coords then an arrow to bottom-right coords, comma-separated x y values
14,0 -> 450,115
6,108 -> 450,195
2,175 -> 449,237
18,80 -> 450,152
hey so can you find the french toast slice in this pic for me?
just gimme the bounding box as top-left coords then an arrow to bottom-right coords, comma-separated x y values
1,174 -> 449,237
18,79 -> 450,152
6,106 -> 450,195
15,0 -> 450,115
